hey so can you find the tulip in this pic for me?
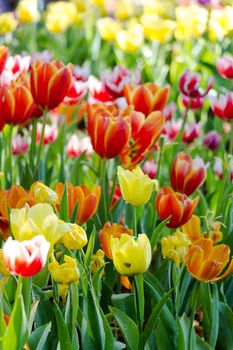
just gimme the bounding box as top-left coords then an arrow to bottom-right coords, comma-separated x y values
124,82 -> 170,116
45,2 -> 77,33
142,160 -> 157,179
161,231 -> 190,267
186,238 -> 233,282
29,182 -> 59,205
16,0 -> 40,24
36,123 -> 58,145
97,17 -> 122,41
87,104 -> 131,159
55,182 -> 101,225
30,60 -> 72,110
111,233 -> 151,276
90,249 -> 105,276
115,21 -> 144,52
66,134 -> 93,158
12,135 -> 28,155
48,255 -> 79,284
120,110 -> 165,168
62,224 -> 87,250
63,79 -> 87,105
179,69 -> 213,100
10,204 -> 71,245
5,54 -> 30,77
203,130 -> 220,151
211,92 -> 233,121
156,186 -> 199,228
213,158 -> 223,180
88,76 -> 115,104
209,7 -> 233,41
181,94 -> 204,110
117,166 -> 156,206
99,221 -> 133,259
162,120 -> 182,142
101,65 -> 141,98
182,122 -> 202,143
0,12 -> 18,35
162,102 -> 177,121
216,54 -> 233,80
141,14 -> 176,44
170,152 -> 206,196
0,46 -> 8,75
3,235 -> 50,277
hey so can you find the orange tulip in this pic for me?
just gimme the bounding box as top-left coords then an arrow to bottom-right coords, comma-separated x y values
30,60 -> 72,110
87,104 -> 131,159
0,45 -> 8,75
99,221 -> 133,259
55,182 -> 101,224
156,186 -> 199,228
120,110 -> 165,168
0,185 -> 35,239
171,152 -> 206,196
186,238 -> 233,282
124,82 -> 170,116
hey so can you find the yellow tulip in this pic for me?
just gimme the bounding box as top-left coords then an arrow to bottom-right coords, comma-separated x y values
141,14 -> 176,43
90,249 -> 105,276
143,0 -> 175,20
16,0 -> 40,24
45,1 -> 77,33
209,7 -> 233,41
115,19 -> 144,52
48,255 -> 79,284
175,5 -> 208,41
161,231 -> 190,267
62,223 -> 87,250
111,234 -> 151,276
114,0 -> 135,20
97,17 -> 122,41
30,182 -> 59,205
0,12 -> 18,35
10,203 -> 71,246
117,166 -> 156,206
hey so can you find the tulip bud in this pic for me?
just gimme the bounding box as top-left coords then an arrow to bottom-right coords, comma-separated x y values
62,224 -> 87,250
203,130 -> 220,151
3,235 -> 50,277
161,231 -> 190,267
30,182 -> 59,205
48,255 -> 79,285
111,233 -> 151,276
90,249 -> 105,276
117,166 -> 156,206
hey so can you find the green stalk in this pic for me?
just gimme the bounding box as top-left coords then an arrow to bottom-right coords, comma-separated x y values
134,275 -> 144,331
100,158 -> 108,223
229,122 -> 233,155
132,206 -> 137,236
8,125 -> 13,186
22,277 -> 32,318
188,282 -> 200,350
29,118 -> 38,173
35,110 -> 47,175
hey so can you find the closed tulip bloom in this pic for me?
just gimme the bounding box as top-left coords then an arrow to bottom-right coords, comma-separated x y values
30,60 -> 72,110
90,249 -> 105,276
186,238 -> 233,282
156,186 -> 199,228
62,224 -> 87,250
3,235 -> 50,277
87,104 -> 131,159
111,234 -> 151,276
217,54 -> 233,80
171,152 -> 206,196
29,182 -> 59,205
203,130 -> 220,151
12,134 -> 28,156
182,122 -> 202,144
10,204 -> 71,246
97,17 -> 122,41
16,0 -> 40,24
182,215 -> 201,242
124,82 -> 170,116
48,255 -> 79,284
161,231 -> 190,267
0,46 -> 8,75
0,13 -> 18,35
55,182 -> 101,225
211,92 -> 233,121
99,221 -> 133,259
117,166 -> 156,206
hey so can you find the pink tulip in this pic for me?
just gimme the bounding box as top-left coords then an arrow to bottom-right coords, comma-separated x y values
36,123 -> 58,145
211,92 -> 233,121
217,55 -> 233,80
3,235 -> 50,277
66,134 -> 93,158
12,134 -> 28,155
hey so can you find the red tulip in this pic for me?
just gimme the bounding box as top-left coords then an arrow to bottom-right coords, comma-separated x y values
182,122 -> 202,143
3,235 -> 50,277
179,69 -> 213,99
217,54 -> 233,80
30,60 -> 72,110
211,92 -> 233,121
87,104 -> 131,159
0,46 -> 8,75
171,152 -> 206,196
124,82 -> 170,116
156,186 -> 199,228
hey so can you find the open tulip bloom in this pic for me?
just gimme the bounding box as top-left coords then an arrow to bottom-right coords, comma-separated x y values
1,4 -> 233,349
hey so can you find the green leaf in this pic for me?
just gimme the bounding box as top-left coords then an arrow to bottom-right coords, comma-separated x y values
84,227 -> 96,268
53,301 -> 72,350
209,284 -> 219,348
28,322 -> 51,350
217,302 -> 233,350
60,182 -> 69,221
150,217 -> 171,250
2,295 -> 28,350
65,283 -> 79,341
139,289 -> 173,349
70,201 -> 79,223
110,306 -> 139,350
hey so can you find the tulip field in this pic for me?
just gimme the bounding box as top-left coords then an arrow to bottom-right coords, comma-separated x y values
1,0 -> 233,349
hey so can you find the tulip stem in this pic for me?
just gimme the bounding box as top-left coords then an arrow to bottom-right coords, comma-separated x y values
30,118 -> 38,174
230,122 -> 233,155
132,206 -> 137,236
35,110 -> 47,177
100,158 -> 108,224
8,125 -> 13,186
134,275 -> 144,331
22,277 -> 32,319
188,281 -> 200,350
